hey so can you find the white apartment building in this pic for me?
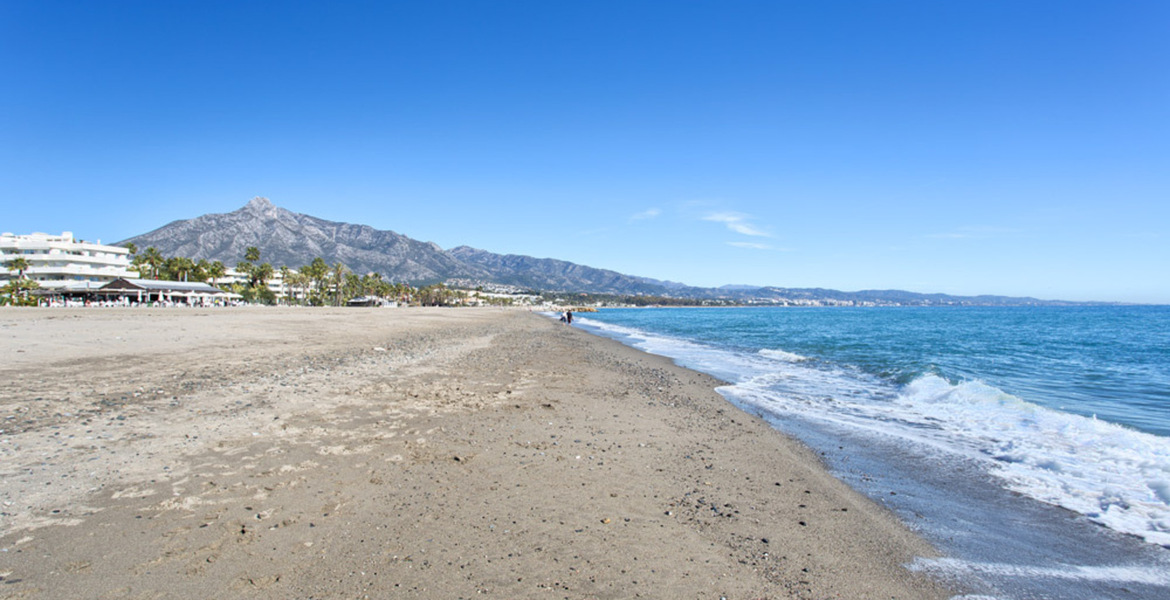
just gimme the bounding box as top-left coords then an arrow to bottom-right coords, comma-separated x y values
218,267 -> 296,298
0,231 -> 139,292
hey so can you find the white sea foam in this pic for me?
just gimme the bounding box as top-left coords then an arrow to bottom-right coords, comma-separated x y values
576,315 -> 1170,548
910,557 -> 1170,585
894,375 -> 1170,547
759,348 -> 811,362
731,371 -> 1170,546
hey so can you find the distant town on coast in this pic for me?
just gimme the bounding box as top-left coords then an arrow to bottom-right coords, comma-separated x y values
2,198 -> 1107,309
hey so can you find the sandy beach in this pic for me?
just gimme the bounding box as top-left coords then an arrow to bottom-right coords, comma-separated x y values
0,307 -> 951,599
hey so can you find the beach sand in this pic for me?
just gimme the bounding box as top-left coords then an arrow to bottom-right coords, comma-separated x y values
0,307 -> 951,599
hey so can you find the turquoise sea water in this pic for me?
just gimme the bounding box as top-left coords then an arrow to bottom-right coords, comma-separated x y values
575,306 -> 1170,599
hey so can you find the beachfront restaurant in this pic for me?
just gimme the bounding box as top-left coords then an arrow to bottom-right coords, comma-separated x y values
94,278 -> 232,306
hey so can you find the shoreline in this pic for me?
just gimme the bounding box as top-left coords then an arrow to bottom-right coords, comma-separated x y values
0,307 -> 952,598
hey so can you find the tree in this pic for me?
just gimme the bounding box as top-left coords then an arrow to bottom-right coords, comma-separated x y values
124,242 -> 137,257
2,279 -> 38,306
235,260 -> 253,283
237,247 -> 260,287
330,262 -> 347,306
303,258 -> 329,305
254,262 -> 274,290
344,272 -> 362,302
279,266 -> 292,304
207,261 -> 226,288
361,272 -> 392,300
418,283 -> 463,306
391,282 -> 412,305
140,246 -> 164,279
288,270 -> 309,305
193,259 -> 211,283
3,257 -> 36,305
282,270 -> 299,305
5,256 -> 30,280
165,256 -> 195,282
294,263 -> 310,303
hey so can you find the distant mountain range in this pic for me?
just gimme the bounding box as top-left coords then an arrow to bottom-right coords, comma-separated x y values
120,198 -> 1080,305
121,197 -> 682,295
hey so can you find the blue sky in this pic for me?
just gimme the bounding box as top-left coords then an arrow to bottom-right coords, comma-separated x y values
2,1 -> 1167,303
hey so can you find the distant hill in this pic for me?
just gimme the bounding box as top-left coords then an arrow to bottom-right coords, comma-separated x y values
447,246 -> 682,295
122,197 -> 484,283
120,197 -> 679,293
120,197 -> 1080,305
735,286 -> 1070,306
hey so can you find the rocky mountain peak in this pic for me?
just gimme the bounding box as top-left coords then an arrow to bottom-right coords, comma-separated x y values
243,196 -> 278,219
118,198 -> 679,293
116,198 -> 1064,304
121,198 -> 488,284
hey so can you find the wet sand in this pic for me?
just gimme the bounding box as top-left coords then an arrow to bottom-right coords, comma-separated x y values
0,307 -> 951,599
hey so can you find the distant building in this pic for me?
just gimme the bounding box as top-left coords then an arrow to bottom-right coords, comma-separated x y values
0,231 -> 138,293
218,267 -> 298,299
98,278 -> 228,305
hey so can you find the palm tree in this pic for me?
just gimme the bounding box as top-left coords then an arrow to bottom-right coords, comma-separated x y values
279,266 -> 291,304
141,247 -> 164,279
207,261 -> 226,289
345,272 -> 361,301
166,256 -> 195,282
5,256 -> 31,280
297,271 -> 311,305
255,262 -> 274,289
3,257 -> 34,304
245,246 -> 261,263
304,258 -> 329,305
331,262 -> 347,306
391,282 -> 412,305
193,259 -> 211,283
286,270 -> 305,305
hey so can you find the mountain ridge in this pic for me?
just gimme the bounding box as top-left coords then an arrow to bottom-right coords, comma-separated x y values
122,197 -> 486,283
120,198 -> 1086,305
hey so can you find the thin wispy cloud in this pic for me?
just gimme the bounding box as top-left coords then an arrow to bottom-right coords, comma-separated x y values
629,208 -> 662,222
728,241 -> 775,250
702,212 -> 770,237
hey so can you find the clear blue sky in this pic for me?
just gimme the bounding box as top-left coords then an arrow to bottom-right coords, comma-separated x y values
3,1 -> 1167,303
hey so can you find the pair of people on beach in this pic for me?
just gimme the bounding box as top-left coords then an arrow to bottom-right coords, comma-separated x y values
560,310 -> 573,324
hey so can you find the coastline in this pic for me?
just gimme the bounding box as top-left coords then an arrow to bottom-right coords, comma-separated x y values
0,307 -> 951,598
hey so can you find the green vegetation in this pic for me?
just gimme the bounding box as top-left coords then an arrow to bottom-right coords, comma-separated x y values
130,247 -> 226,287
2,256 -> 39,306
11,242 -> 729,308
122,247 -> 526,307
234,246 -> 276,304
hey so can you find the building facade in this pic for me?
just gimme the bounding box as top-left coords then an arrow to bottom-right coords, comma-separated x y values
217,267 -> 298,299
0,231 -> 139,292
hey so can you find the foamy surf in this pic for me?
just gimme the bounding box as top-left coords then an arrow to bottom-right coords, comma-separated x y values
578,314 -> 1170,548
894,375 -> 1170,547
759,348 -> 811,362
910,557 -> 1170,585
575,307 -> 1170,598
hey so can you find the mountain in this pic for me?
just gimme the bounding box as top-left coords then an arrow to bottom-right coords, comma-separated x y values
121,197 -> 487,283
120,197 -> 1083,305
447,246 -> 681,295
120,198 -> 680,293
732,286 -> 1067,306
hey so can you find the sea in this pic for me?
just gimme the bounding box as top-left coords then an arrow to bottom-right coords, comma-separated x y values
572,305 -> 1170,600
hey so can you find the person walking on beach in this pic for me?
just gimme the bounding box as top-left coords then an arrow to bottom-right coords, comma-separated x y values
566,310 -> 573,325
